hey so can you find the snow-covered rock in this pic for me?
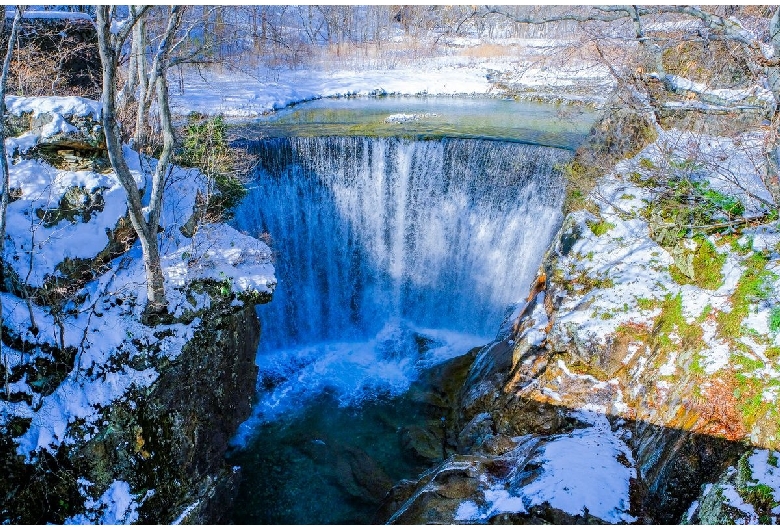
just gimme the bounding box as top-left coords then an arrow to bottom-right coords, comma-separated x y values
0,95 -> 275,524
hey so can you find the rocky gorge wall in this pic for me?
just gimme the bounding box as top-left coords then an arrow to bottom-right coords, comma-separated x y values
0,97 -> 275,524
377,112 -> 780,524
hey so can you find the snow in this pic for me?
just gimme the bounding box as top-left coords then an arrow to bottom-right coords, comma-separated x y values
523,292 -> 549,347
658,352 -> 678,376
449,409 -> 636,524
170,44 -> 613,119
4,157 -> 136,287
721,483 -> 759,524
384,112 -> 439,123
1,95 -> 276,460
485,488 -> 526,515
7,10 -> 92,21
65,480 -> 139,525
172,65 -> 495,119
747,449 -> 780,506
454,500 -> 482,522
171,501 -> 200,525
514,426 -> 636,523
15,365 -> 158,457
6,95 -> 102,121
661,73 -> 774,107
628,128 -> 774,214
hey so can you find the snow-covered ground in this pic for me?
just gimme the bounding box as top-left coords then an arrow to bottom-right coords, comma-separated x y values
170,41 -> 614,119
1,96 -> 275,464
453,410 -> 636,524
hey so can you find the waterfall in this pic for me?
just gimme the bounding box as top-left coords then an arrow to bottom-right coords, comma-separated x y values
231,136 -> 570,422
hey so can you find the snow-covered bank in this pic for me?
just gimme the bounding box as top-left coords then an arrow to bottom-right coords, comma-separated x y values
170,47 -> 613,119
0,95 -> 275,524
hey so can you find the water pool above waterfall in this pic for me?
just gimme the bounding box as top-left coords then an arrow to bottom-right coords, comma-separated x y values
227,101 -> 592,523
235,96 -> 596,148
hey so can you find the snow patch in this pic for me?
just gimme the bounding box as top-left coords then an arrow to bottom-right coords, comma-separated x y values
65,480 -> 139,525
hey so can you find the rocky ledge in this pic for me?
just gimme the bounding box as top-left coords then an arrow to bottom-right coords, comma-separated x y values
0,96 -> 275,523
379,122 -> 780,524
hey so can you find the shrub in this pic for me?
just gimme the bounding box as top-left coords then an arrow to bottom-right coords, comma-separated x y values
586,218 -> 616,237
176,113 -> 249,221
770,306 -> 780,334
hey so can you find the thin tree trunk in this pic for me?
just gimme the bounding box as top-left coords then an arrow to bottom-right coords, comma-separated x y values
120,5 -> 140,109
764,7 -> 780,205
133,14 -> 149,147
148,6 -> 182,231
0,7 -> 23,409
96,6 -> 168,316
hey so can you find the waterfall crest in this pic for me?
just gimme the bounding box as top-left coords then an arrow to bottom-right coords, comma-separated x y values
237,136 -> 569,348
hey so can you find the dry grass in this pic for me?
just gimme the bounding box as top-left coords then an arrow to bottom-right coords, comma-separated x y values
688,374 -> 748,440
461,43 -> 518,59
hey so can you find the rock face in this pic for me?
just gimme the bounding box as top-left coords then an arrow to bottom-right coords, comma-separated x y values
378,123 -> 780,524
82,301 -> 261,525
0,96 -> 275,524
0,281 -> 265,525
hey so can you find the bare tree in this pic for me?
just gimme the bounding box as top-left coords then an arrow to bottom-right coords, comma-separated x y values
479,5 -> 780,206
0,6 -> 23,410
95,5 -> 182,319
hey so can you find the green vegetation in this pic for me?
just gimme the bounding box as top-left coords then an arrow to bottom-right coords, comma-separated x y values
177,113 -> 248,220
688,353 -> 706,375
698,184 -> 745,217
668,237 -> 726,290
729,235 -> 754,255
717,252 -> 775,339
560,160 -> 599,213
647,179 -> 745,245
743,483 -> 777,513
639,157 -> 656,170
732,353 -> 764,372
770,306 -> 780,333
636,297 -> 657,311
586,218 -> 616,237
656,293 -> 703,351
697,303 -> 713,322
736,452 -> 780,521
616,293 -> 705,374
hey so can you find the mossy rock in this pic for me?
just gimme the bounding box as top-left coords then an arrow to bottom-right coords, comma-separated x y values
35,185 -> 108,227
668,237 -> 725,290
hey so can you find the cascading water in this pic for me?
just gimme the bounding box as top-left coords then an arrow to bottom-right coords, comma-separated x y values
227,135 -> 572,523
231,137 -> 570,420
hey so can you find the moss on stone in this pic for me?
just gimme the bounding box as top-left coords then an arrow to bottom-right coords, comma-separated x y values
668,237 -> 725,290
586,218 -> 616,237
716,252 -> 774,339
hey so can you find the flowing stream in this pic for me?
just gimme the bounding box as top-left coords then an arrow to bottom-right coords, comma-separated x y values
226,99 -> 591,523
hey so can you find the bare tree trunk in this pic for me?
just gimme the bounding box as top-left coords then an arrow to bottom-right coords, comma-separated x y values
764,8 -> 780,205
96,5 -> 169,318
119,5 -> 140,109
133,13 -> 149,147
0,7 -> 23,410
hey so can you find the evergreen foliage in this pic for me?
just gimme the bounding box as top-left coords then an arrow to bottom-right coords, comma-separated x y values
177,113 -> 248,221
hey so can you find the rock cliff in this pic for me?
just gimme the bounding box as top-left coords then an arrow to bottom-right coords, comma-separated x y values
0,96 -> 275,523
380,120 -> 780,524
